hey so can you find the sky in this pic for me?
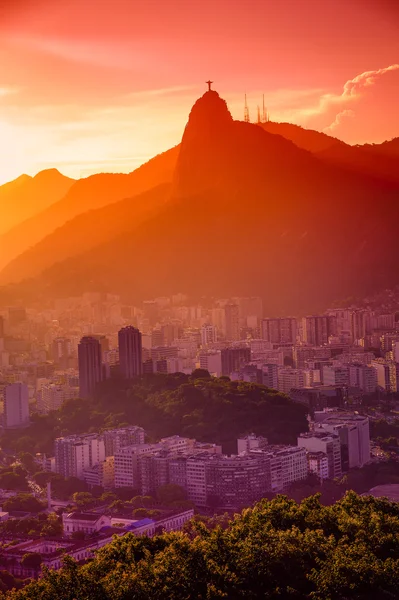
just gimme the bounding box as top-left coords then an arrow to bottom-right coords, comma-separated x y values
0,0 -> 398,184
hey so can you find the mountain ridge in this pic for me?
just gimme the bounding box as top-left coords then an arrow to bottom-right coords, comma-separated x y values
0,146 -> 180,275
0,169 -> 75,235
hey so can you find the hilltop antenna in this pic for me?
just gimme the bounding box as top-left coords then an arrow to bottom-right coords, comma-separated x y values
244,94 -> 250,123
257,105 -> 261,124
262,94 -> 268,123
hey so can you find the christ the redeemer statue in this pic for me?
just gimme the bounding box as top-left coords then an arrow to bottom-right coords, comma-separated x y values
206,80 -> 213,91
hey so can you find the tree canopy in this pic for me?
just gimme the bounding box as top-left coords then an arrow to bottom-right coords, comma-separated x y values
1,374 -> 308,454
5,492 -> 399,599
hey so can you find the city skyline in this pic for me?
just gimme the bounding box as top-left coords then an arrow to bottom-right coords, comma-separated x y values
0,0 -> 398,183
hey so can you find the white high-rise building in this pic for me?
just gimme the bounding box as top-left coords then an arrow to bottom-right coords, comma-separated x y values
114,444 -> 159,488
237,434 -> 268,454
372,359 -> 397,393
54,434 -> 105,479
3,383 -> 29,429
277,368 -> 305,394
198,351 -> 222,376
298,432 -> 342,479
40,384 -> 79,414
103,426 -> 145,457
318,414 -> 371,469
349,364 -> 377,393
200,324 -> 217,347
186,456 -> 208,507
322,365 -> 349,387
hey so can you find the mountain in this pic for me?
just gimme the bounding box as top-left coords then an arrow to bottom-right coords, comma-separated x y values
0,147 -> 179,275
1,90 -> 398,314
0,184 -> 171,284
260,121 -> 345,153
260,122 -> 399,184
0,169 -> 74,235
358,137 -> 399,159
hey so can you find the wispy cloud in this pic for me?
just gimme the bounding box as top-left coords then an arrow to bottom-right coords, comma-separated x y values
8,35 -> 150,70
342,64 -> 399,98
318,64 -> 399,131
323,109 -> 355,133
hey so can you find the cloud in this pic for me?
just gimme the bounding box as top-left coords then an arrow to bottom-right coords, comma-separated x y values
342,64 -> 399,98
323,109 -> 355,133
298,63 -> 399,142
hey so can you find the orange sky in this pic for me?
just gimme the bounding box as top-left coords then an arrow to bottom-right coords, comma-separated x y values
0,0 -> 398,184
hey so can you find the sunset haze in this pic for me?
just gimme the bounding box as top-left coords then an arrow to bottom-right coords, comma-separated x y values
0,0 -> 398,183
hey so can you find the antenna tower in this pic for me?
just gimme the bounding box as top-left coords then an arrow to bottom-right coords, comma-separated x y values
244,94 -> 250,123
257,105 -> 261,124
262,94 -> 268,123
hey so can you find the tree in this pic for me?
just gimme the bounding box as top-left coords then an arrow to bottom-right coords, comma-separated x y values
3,494 -> 44,514
20,553 -> 42,570
133,508 -> 149,518
18,453 -> 37,473
6,492 -> 399,599
157,484 -> 186,505
108,500 -> 124,513
72,492 -> 95,509
99,492 -> 118,504
0,470 -> 28,491
130,495 -> 154,508
190,368 -> 211,380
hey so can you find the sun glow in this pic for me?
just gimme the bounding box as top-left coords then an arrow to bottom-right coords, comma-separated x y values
0,120 -> 22,184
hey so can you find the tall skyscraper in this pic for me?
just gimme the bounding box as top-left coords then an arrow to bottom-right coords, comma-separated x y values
221,347 -> 251,376
225,304 -> 240,341
262,318 -> 297,344
302,316 -> 334,346
118,326 -> 143,378
78,336 -> 103,398
3,383 -> 29,429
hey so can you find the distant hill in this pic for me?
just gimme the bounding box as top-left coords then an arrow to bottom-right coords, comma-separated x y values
260,123 -> 399,183
0,147 -> 179,274
0,169 -> 74,235
358,137 -> 399,159
0,184 -> 171,284
259,121 -> 345,153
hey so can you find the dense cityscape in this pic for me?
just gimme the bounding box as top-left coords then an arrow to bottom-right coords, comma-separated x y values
0,289 -> 398,585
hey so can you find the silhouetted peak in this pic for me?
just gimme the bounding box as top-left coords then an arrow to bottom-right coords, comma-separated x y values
33,168 -> 73,182
187,90 -> 233,127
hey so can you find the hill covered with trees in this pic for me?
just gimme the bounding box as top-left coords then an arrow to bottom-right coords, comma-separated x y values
1,373 -> 308,454
5,492 -> 399,599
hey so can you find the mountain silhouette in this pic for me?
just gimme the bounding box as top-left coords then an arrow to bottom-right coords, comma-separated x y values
0,147 -> 179,276
260,121 -> 345,153
1,90 -> 398,314
0,169 -> 74,235
0,184 -> 171,284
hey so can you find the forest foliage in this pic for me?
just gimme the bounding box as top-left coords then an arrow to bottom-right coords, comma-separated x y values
1,373 -> 308,454
5,491 -> 399,599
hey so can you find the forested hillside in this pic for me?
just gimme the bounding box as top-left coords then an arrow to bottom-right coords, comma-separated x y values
1,373 -> 308,454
